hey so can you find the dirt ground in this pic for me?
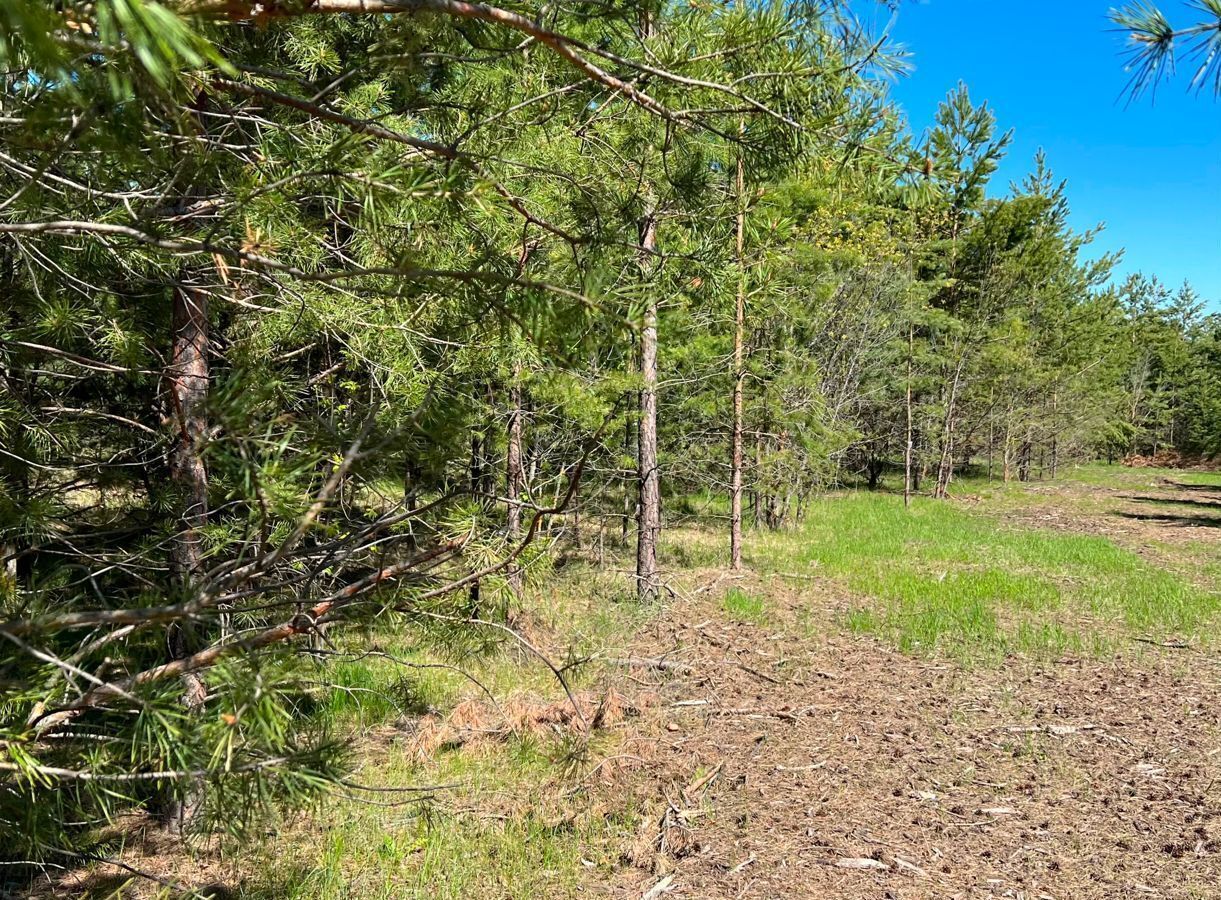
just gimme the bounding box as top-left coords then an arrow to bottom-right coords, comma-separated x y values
590,481 -> 1221,900
1000,474 -> 1221,579
30,475 -> 1221,899
591,583 -> 1220,899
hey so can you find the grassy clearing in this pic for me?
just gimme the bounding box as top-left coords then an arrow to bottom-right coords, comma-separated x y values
250,466 -> 1221,897
722,587 -> 768,624
753,481 -> 1220,663
956,464 -> 1221,512
204,562 -> 646,900
97,465 -> 1221,898
957,465 -> 1221,586
239,734 -> 632,900
1051,464 -> 1221,489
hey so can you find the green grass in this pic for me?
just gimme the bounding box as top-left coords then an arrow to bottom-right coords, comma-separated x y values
754,485 -> 1221,663
722,587 -> 767,623
125,465 -> 1221,897
221,561 -> 648,899
1064,464 -> 1221,489
239,734 -> 633,899
309,561 -> 649,724
952,463 -> 1221,505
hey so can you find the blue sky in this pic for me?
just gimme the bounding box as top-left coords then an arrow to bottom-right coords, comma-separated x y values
852,0 -> 1221,306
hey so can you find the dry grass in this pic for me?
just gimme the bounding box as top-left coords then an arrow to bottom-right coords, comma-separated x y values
601,572 -> 1221,899
35,466 -> 1221,899
407,688 -> 644,759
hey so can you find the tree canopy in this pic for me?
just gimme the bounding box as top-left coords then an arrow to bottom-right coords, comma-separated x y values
0,0 -> 1217,881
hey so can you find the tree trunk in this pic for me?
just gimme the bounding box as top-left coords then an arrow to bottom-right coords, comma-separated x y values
571,477 -> 582,550
1002,408 -> 1013,482
1049,391 -> 1059,480
764,430 -> 787,530
934,432 -> 953,498
469,430 -> 488,607
168,285 -> 209,591
636,202 -> 661,603
753,430 -> 764,527
904,322 -> 914,509
729,142 -> 746,572
622,355 -> 635,543
987,417 -> 994,481
934,354 -> 965,500
506,378 -> 524,594
164,280 -> 210,833
635,6 -> 661,604
1018,436 -> 1033,483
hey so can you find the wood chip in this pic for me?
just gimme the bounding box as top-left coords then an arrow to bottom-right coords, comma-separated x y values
1047,725 -> 1079,736
1133,763 -> 1165,777
684,763 -> 723,799
641,875 -> 675,900
891,855 -> 928,876
729,853 -> 757,874
836,857 -> 890,871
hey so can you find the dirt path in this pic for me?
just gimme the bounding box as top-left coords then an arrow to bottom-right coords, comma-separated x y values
38,475 -> 1221,899
999,475 -> 1221,580
594,523 -> 1221,897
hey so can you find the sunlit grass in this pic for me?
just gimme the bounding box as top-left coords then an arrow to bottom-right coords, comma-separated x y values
240,733 -> 632,899
722,587 -> 767,624
234,561 -> 646,899
753,484 -> 1221,663
223,464 -> 1221,898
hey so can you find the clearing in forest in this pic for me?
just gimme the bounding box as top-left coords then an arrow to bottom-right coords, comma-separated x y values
53,466 -> 1221,899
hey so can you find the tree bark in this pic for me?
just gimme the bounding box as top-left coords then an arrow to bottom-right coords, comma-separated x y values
752,429 -> 764,527
168,285 -> 209,592
636,201 -> 661,603
729,142 -> 746,571
904,322 -> 914,508
867,455 -> 881,490
469,422 -> 492,606
164,280 -> 210,833
571,476 -> 582,550
635,4 -> 661,603
1049,390 -> 1059,480
934,354 -> 965,499
506,377 -> 524,594
622,349 -> 635,543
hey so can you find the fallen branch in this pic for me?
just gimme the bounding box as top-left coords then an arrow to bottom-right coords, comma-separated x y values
561,654 -> 694,675
1132,637 -> 1194,650
737,662 -> 782,685
641,875 -> 676,900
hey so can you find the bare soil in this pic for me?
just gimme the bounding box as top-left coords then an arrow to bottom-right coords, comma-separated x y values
1001,478 -> 1221,554
34,479 -> 1221,899
593,578 -> 1221,899
589,487 -> 1221,899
